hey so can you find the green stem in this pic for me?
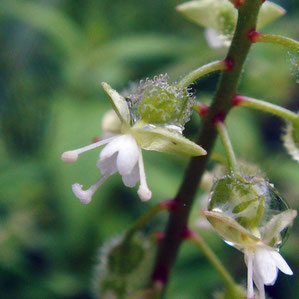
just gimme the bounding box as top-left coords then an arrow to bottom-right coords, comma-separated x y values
190,233 -> 236,287
178,60 -> 227,88
124,202 -> 169,242
215,122 -> 240,174
256,33 -> 299,52
237,96 -> 298,122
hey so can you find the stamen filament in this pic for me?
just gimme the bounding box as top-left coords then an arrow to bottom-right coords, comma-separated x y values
61,136 -> 118,162
246,251 -> 254,299
72,175 -> 108,204
137,148 -> 152,201
75,136 -> 118,155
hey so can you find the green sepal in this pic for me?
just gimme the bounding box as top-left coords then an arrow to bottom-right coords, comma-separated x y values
257,2 -> 286,29
204,211 -> 260,249
176,0 -> 235,33
101,82 -> 130,124
262,210 -> 297,245
131,125 -> 207,156
177,0 -> 285,34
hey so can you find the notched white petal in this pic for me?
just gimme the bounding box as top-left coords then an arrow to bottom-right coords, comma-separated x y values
116,135 -> 139,176
72,183 -> 93,204
254,248 -> 278,286
61,151 -> 79,163
122,163 -> 140,187
269,250 -> 293,276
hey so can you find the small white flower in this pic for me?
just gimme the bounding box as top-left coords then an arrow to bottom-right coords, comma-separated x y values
204,208 -> 297,299
62,82 -> 206,204
245,246 -> 293,299
62,134 -> 151,204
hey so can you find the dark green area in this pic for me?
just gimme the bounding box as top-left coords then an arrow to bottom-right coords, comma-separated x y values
0,0 -> 298,298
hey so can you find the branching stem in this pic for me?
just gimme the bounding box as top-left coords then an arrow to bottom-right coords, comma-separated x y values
151,0 -> 264,294
189,232 -> 236,287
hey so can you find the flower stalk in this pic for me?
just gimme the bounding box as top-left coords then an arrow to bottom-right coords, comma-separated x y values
249,31 -> 299,52
178,60 -> 227,88
233,95 -> 298,122
215,121 -> 240,175
187,230 -> 237,288
124,200 -> 176,242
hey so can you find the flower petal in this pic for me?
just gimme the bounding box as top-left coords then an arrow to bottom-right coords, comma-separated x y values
116,135 -> 139,176
122,163 -> 140,187
97,152 -> 118,176
132,126 -> 206,156
101,82 -> 130,124
269,250 -> 293,276
254,248 -> 278,286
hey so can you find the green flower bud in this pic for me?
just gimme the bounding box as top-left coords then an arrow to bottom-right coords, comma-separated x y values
107,237 -> 145,275
93,234 -> 157,298
125,74 -> 195,130
205,175 -> 295,250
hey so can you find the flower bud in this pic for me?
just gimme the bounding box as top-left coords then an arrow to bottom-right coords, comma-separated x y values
94,234 -> 157,298
125,74 -> 194,130
206,175 -> 294,250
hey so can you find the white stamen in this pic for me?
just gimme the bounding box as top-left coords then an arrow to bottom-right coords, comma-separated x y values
72,175 -> 108,204
137,148 -> 152,201
61,151 -> 79,162
62,136 -> 118,163
246,251 -> 255,299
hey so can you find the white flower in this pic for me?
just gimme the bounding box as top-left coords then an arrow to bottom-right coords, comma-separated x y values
204,209 -> 297,299
245,246 -> 293,299
62,82 -> 206,204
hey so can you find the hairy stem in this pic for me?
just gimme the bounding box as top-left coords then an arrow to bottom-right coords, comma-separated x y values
215,122 -> 240,174
256,33 -> 299,52
178,60 -> 227,88
151,0 -> 263,293
234,95 -> 298,122
189,232 -> 236,288
124,201 -> 173,242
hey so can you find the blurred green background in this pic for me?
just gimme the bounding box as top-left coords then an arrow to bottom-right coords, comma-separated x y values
0,0 -> 298,298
